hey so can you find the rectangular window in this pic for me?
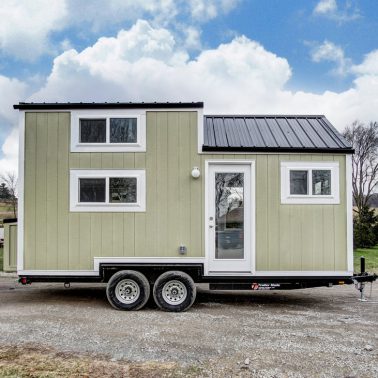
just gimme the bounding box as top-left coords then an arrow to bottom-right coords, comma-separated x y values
290,170 -> 308,195
110,118 -> 137,143
281,162 -> 339,204
109,177 -> 137,203
70,170 -> 146,212
80,119 -> 106,143
79,178 -> 106,202
71,110 -> 146,152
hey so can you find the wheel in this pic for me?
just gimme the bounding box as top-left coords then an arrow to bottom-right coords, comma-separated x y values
153,271 -> 196,312
106,270 -> 150,311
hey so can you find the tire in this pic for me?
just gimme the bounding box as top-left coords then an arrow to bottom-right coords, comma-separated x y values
106,270 -> 150,311
153,271 -> 196,312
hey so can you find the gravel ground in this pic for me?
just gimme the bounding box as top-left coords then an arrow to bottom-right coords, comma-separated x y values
0,276 -> 377,377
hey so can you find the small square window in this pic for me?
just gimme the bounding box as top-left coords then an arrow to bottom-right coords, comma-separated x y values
290,170 -> 308,195
312,170 -> 331,195
71,111 -> 146,152
79,178 -> 106,202
281,162 -> 339,204
80,119 -> 106,143
70,170 -> 146,212
110,118 -> 137,143
109,177 -> 137,203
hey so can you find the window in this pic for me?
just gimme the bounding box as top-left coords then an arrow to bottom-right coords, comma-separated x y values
71,110 -> 146,152
281,162 -> 339,204
70,170 -> 146,212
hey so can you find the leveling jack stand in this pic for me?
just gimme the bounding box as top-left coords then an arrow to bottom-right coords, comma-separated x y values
356,281 -> 367,302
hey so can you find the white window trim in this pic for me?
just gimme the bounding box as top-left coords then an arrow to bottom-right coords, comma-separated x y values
70,169 -> 146,212
281,161 -> 339,204
70,109 -> 146,152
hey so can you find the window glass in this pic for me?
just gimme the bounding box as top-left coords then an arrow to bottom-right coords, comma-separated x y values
215,172 -> 244,259
312,170 -> 331,195
79,178 -> 106,202
109,177 -> 137,203
110,118 -> 137,143
290,170 -> 308,195
80,119 -> 106,143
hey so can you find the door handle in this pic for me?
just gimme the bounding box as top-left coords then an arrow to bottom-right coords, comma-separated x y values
209,217 -> 215,228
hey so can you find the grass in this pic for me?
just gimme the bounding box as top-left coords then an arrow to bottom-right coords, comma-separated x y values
354,245 -> 378,274
0,345 -> 201,378
0,247 -> 3,271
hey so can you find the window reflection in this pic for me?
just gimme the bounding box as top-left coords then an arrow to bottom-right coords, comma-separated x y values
215,173 -> 244,259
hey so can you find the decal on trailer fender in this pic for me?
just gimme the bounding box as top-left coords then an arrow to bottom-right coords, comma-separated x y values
251,283 -> 281,290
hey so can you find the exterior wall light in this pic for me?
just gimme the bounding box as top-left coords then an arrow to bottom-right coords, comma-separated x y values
191,167 -> 200,178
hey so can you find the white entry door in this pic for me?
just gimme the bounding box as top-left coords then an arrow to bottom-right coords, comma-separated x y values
207,162 -> 254,274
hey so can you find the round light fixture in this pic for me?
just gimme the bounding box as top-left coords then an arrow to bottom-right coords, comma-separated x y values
191,167 -> 200,178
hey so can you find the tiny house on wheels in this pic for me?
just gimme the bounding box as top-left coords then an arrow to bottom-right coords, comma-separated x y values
12,102 -> 375,311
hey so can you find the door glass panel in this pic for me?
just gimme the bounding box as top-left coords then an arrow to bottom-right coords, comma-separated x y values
215,172 -> 244,259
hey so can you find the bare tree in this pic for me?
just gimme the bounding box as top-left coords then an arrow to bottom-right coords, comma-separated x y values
1,172 -> 17,218
343,121 -> 378,217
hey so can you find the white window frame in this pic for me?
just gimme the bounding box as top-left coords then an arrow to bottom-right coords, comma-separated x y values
71,109 -> 146,152
70,169 -> 146,212
281,161 -> 339,204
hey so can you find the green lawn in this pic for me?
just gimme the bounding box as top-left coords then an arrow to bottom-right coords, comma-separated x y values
0,247 -> 3,271
354,246 -> 378,274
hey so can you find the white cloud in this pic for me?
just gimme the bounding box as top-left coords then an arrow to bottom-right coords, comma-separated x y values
65,0 -> 177,30
314,0 -> 337,15
31,20 -> 378,130
0,75 -> 27,174
0,0 -> 67,60
183,26 -> 202,50
188,0 -> 239,21
0,128 -> 19,175
3,20 -> 378,174
313,0 -> 360,22
310,40 -> 351,76
352,50 -> 378,76
0,0 -> 240,60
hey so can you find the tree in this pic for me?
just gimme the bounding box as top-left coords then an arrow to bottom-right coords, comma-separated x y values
1,172 -> 17,218
353,205 -> 378,248
343,121 -> 378,217
0,183 -> 10,200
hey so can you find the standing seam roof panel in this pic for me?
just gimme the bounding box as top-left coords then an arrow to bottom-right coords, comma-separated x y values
255,118 -> 277,148
286,118 -> 316,148
307,118 -> 338,148
244,118 -> 263,148
264,118 -> 291,148
202,115 -> 353,152
299,118 -> 328,148
235,118 -> 253,147
213,118 -> 228,146
319,117 -> 350,148
224,117 -> 241,147
275,118 -> 302,147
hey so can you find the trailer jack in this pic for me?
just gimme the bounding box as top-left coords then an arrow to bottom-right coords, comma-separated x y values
352,256 -> 377,302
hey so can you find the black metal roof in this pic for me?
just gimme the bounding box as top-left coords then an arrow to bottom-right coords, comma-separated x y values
13,102 -> 203,110
203,115 -> 353,154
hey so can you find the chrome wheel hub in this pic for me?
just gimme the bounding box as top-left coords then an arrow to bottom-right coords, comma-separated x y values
162,280 -> 187,305
115,279 -> 140,304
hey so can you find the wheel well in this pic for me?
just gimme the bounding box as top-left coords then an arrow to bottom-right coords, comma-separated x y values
100,263 -> 203,283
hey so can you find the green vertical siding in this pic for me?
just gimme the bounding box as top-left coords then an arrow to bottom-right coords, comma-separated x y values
23,111 -> 348,272
4,223 -> 17,272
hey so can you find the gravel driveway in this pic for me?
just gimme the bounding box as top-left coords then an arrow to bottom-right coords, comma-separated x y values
0,276 -> 377,377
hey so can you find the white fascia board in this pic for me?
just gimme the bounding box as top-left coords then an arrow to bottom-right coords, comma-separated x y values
346,155 -> 354,273
17,111 -> 25,272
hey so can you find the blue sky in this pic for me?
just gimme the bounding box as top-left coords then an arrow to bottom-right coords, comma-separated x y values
0,0 -> 378,172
